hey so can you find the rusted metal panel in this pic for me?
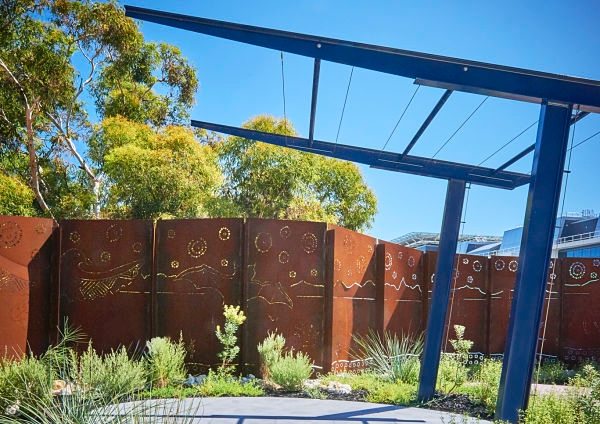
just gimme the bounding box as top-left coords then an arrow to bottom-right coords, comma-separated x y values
487,256 -> 519,355
444,254 -> 489,354
154,219 -> 243,370
0,216 -> 55,358
244,219 -> 327,373
377,241 -> 424,337
328,225 -> 377,372
59,220 -> 153,353
560,257 -> 600,363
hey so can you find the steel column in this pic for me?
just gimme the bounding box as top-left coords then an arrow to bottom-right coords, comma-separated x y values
496,102 -> 572,422
309,58 -> 321,146
417,178 -> 466,401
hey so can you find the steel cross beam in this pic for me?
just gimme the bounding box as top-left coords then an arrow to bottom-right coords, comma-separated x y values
125,5 -> 600,113
191,120 -> 530,189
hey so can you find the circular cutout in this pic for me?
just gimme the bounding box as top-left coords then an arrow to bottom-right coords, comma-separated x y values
494,259 -> 505,271
188,238 -> 207,258
278,251 -> 290,264
1,222 -> 23,248
255,232 -> 272,253
385,253 -> 393,270
301,233 -> 318,254
473,260 -> 482,272
106,224 -> 123,243
509,260 -> 519,272
569,262 -> 586,279
218,227 -> 231,241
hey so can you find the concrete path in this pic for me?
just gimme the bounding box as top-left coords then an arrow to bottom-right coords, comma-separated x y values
102,397 -> 492,423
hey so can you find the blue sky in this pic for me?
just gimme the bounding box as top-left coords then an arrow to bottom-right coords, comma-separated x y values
121,0 -> 600,241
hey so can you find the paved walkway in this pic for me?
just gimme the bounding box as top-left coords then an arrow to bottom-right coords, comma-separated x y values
103,397 -> 491,423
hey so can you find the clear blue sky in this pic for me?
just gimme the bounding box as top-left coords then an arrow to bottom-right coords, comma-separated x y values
121,0 -> 600,241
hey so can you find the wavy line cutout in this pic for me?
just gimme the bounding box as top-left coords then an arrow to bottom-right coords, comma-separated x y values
452,284 -> 487,295
385,277 -> 422,293
565,278 -> 600,288
340,280 -> 375,289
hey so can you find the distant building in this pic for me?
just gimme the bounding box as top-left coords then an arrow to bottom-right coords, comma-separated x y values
393,210 -> 600,258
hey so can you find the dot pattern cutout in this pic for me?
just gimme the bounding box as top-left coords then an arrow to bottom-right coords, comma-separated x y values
311,269 -> 318,277
302,233 -> 318,254
473,260 -> 482,272
462,258 -> 469,264
569,262 -> 586,279
408,256 -> 415,267
171,260 -> 179,269
167,229 -> 176,239
100,251 -> 111,263
278,251 -> 290,264
132,242 -> 143,253
255,232 -> 272,253
495,259 -> 505,271
187,238 -> 207,258
218,227 -> 230,241
69,231 -> 80,244
289,271 -> 297,278
385,253 -> 393,270
106,224 -> 123,242
509,260 -> 518,272
221,259 -> 229,267
0,222 -> 22,249
280,226 -> 291,239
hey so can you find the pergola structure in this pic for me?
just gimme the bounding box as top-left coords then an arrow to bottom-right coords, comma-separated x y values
124,6 -> 600,422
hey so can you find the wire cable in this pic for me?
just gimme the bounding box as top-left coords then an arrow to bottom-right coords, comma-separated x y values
381,85 -> 421,151
335,66 -> 354,145
432,96 -> 489,159
478,120 -> 538,166
570,129 -> 600,150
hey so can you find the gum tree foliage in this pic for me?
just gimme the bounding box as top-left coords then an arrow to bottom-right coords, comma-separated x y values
0,0 -> 198,218
92,116 -> 221,219
213,115 -> 377,232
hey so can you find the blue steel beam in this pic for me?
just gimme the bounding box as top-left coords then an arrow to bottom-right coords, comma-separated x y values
417,179 -> 466,401
402,90 -> 453,157
309,58 -> 321,146
495,102 -> 573,422
191,120 -> 530,189
494,110 -> 588,173
125,6 -> 600,113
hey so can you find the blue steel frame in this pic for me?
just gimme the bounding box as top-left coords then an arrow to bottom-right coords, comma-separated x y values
417,179 -> 466,401
125,6 -> 599,421
496,102 -> 573,422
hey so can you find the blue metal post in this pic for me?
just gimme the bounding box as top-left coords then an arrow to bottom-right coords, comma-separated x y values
496,102 -> 572,422
418,178 -> 466,401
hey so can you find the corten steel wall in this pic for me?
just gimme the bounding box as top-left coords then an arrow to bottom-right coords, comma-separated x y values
487,256 -> 561,356
59,220 -> 154,352
328,225 -> 378,372
444,255 -> 489,354
243,219 -> 327,372
560,258 -> 600,363
425,252 -> 489,354
376,242 -> 424,337
0,216 -> 55,357
488,256 -> 518,355
154,219 -> 243,370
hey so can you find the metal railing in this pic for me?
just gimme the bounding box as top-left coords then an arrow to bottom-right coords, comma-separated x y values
555,230 -> 600,245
